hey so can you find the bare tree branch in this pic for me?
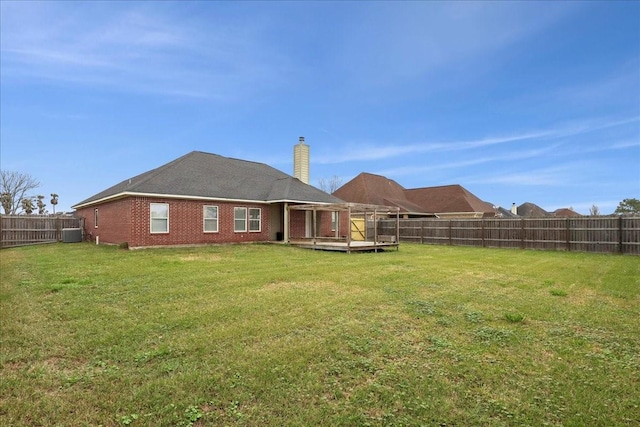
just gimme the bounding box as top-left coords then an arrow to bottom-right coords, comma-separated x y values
0,170 -> 41,214
317,175 -> 344,194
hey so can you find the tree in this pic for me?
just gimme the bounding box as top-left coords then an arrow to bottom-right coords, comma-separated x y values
21,197 -> 35,215
614,198 -> 640,216
36,195 -> 47,215
318,175 -> 344,194
50,193 -> 59,214
0,170 -> 40,214
589,205 -> 600,216
1,192 -> 11,214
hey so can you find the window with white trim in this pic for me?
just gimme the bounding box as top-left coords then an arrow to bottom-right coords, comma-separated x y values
331,211 -> 339,232
94,208 -> 99,228
203,205 -> 218,233
249,208 -> 261,232
150,203 -> 169,233
234,207 -> 247,232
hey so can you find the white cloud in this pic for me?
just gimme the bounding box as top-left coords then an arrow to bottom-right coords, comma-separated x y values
467,165 -> 576,186
315,116 -> 639,165
376,144 -> 562,177
0,3 -> 288,100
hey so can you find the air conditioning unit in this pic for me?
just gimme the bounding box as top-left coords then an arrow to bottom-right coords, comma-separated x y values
62,228 -> 82,243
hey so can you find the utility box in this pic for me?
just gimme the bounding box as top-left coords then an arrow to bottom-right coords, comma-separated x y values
62,228 -> 82,243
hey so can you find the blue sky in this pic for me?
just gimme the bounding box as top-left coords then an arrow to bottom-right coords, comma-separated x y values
1,1 -> 638,214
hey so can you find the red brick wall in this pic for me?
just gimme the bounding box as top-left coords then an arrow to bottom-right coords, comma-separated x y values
289,210 -> 307,239
76,198 -> 132,245
287,209 -> 342,239
318,211 -> 333,237
76,197 -> 272,247
339,212 -> 349,238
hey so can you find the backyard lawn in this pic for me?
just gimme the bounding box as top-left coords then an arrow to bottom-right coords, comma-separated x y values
1,242 -> 638,426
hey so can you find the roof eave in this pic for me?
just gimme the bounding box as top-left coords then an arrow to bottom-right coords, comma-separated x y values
72,191 -> 274,210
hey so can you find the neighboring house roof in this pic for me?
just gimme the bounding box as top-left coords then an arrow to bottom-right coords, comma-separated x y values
333,173 -> 496,216
495,206 -> 519,218
73,151 -> 341,209
332,172 -> 426,214
553,208 -> 581,217
405,184 -> 495,216
517,202 -> 550,217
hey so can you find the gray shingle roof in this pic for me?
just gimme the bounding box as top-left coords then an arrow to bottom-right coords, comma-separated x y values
73,151 -> 341,208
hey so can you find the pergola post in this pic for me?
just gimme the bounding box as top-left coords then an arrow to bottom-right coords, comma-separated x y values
312,207 -> 317,245
284,202 -> 289,242
347,204 -> 352,251
396,208 -> 400,250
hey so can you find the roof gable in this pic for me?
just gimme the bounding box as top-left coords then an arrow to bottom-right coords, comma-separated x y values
333,173 -> 425,213
553,208 -> 581,217
73,151 -> 340,208
517,202 -> 550,217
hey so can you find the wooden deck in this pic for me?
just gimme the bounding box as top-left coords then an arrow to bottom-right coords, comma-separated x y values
289,239 -> 399,253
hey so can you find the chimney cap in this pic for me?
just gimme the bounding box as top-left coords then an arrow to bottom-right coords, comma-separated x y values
299,136 -> 305,143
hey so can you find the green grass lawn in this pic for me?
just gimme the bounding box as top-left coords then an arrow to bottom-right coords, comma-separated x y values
1,243 -> 639,426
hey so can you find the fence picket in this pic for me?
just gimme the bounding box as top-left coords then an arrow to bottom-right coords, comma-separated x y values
1,215 -> 83,248
377,217 -> 640,255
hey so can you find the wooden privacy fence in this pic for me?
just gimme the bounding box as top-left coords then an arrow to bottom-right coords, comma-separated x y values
377,217 -> 640,255
0,215 -> 83,249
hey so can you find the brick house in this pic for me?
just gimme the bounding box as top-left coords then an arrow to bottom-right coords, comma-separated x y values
72,150 -> 341,248
333,172 -> 498,218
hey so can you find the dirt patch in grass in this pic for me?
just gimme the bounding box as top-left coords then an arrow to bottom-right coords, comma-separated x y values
176,254 -> 223,262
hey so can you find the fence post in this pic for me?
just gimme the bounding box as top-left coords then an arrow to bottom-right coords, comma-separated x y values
420,220 -> 424,244
448,220 -> 452,246
56,216 -> 62,242
481,218 -> 485,247
520,218 -> 525,249
619,216 -> 624,254
566,218 -> 571,251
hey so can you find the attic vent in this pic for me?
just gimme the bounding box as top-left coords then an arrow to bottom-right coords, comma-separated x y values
293,136 -> 310,184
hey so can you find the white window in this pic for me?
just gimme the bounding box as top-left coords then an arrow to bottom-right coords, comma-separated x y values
249,208 -> 261,232
94,208 -> 99,228
331,211 -> 339,232
203,205 -> 218,233
150,203 -> 169,233
234,207 -> 247,232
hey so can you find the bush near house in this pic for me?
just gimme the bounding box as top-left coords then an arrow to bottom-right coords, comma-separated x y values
1,243 -> 638,426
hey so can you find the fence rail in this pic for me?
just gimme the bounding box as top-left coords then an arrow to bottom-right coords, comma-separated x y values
1,215 -> 83,249
378,217 -> 640,255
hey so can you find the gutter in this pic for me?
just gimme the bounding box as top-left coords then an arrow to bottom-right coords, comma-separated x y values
72,191 -> 339,210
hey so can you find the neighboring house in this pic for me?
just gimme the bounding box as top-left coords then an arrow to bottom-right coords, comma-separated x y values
552,208 -> 582,217
516,202 -> 551,217
495,206 -> 518,218
333,172 -> 497,218
72,150 -> 341,248
331,173 -> 428,217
